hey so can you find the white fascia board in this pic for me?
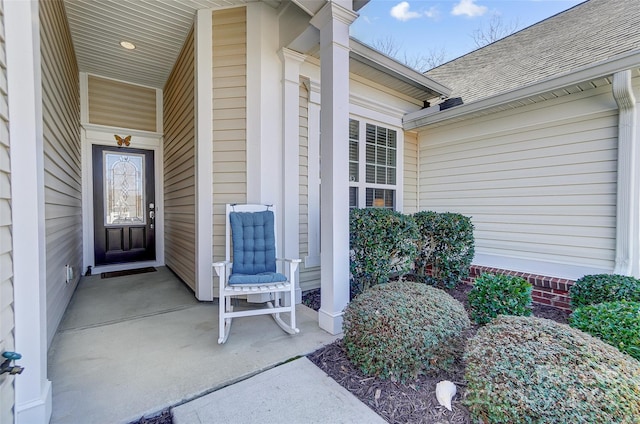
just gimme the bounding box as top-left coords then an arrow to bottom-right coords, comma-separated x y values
405,49 -> 640,130
349,38 -> 452,98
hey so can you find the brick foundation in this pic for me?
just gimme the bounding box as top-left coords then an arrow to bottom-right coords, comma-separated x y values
461,265 -> 574,311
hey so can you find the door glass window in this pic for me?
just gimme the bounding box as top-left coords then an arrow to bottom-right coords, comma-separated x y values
104,152 -> 145,225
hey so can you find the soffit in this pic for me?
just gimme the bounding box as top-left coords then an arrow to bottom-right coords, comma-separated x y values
63,0 -> 280,88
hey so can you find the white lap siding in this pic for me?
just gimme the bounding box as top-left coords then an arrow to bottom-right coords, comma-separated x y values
212,7 -> 247,275
298,81 -> 320,292
40,0 -> 82,345
87,75 -> 157,132
0,1 -> 15,420
418,84 -> 620,278
164,27 -> 196,290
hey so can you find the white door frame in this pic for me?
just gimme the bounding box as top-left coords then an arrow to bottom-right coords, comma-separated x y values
81,125 -> 165,274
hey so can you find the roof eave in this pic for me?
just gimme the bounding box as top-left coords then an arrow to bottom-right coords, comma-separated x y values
404,49 -> 640,130
349,38 -> 453,99
293,0 -> 369,16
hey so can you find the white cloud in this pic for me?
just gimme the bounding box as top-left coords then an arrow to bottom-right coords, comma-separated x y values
390,1 -> 421,21
424,6 -> 440,19
452,0 -> 488,18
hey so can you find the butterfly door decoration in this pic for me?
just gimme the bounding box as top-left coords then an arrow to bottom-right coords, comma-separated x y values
115,135 -> 131,147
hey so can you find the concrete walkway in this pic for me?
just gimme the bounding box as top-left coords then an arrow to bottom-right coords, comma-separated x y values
172,357 -> 386,424
48,267 -> 352,424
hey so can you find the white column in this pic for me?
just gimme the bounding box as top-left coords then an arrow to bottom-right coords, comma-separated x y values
5,0 -> 52,422
246,3 -> 281,205
311,2 -> 357,334
195,10 -> 214,300
280,48 -> 306,303
612,70 -> 638,276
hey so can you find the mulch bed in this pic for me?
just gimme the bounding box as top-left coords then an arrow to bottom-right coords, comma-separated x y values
130,283 -> 570,424
304,283 -> 570,424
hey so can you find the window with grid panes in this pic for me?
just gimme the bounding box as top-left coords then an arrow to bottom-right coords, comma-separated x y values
349,119 -> 397,209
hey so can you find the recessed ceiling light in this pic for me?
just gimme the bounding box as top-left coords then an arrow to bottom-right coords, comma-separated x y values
119,41 -> 136,50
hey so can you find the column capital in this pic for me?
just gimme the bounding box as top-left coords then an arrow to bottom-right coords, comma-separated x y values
279,47 -> 307,65
310,1 -> 358,30
279,48 -> 307,84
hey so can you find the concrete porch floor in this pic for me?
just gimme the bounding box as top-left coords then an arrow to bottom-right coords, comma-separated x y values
48,267 -> 340,424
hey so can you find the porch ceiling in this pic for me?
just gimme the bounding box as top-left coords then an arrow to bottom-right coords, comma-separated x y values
63,0 -> 281,88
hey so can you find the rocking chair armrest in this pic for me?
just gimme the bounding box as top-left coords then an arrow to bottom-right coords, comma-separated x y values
276,258 -> 301,274
276,258 -> 302,264
212,260 -> 231,277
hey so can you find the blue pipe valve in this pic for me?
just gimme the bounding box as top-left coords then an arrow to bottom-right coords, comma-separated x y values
1,351 -> 24,375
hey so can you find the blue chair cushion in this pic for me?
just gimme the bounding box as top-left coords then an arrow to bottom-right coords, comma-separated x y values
229,272 -> 288,285
229,210 -> 278,280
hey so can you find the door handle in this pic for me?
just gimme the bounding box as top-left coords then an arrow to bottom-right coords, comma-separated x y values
149,203 -> 155,229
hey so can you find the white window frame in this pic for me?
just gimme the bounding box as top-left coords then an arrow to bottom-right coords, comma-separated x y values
349,115 -> 404,210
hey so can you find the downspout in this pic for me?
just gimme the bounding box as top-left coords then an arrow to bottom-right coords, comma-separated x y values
613,70 -> 637,276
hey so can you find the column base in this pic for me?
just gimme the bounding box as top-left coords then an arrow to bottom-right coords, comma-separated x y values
16,379 -> 52,424
318,308 -> 344,335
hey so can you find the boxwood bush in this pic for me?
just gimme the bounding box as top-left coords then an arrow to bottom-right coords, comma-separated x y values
467,273 -> 532,325
342,281 -> 470,381
413,211 -> 474,288
569,301 -> 640,360
349,208 -> 418,297
465,315 -> 640,423
570,274 -> 640,309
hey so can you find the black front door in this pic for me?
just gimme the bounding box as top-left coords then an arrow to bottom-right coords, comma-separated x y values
93,145 -> 156,265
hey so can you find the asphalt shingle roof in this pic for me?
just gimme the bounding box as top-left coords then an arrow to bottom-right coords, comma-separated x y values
425,0 -> 640,104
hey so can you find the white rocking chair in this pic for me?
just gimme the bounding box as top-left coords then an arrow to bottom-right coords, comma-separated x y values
212,204 -> 301,344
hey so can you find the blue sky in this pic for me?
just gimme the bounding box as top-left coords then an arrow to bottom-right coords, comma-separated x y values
351,0 -> 585,66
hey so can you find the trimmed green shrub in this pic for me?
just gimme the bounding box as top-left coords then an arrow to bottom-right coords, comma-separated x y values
465,315 -> 640,423
570,274 -> 640,309
342,281 -> 470,381
569,301 -> 640,360
467,273 -> 532,325
413,211 -> 474,288
349,208 -> 419,297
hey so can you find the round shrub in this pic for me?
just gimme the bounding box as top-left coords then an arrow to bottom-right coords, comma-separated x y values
570,274 -> 640,309
467,273 -> 532,325
569,301 -> 640,360
465,315 -> 640,423
342,281 -> 470,381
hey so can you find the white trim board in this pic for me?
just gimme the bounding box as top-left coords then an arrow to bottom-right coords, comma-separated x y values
473,253 -> 610,281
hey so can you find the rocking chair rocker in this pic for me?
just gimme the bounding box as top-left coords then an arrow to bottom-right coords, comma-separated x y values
212,204 -> 301,344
